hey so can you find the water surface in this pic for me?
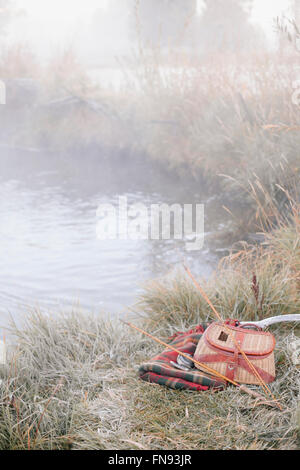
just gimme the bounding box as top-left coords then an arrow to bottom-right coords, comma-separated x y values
0,148 -> 229,326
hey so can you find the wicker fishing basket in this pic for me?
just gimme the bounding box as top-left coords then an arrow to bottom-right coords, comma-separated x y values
194,320 -> 276,385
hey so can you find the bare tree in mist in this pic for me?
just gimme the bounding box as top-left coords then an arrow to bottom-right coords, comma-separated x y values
131,0 -> 198,48
198,0 -> 264,53
275,1 -> 300,54
295,0 -> 300,25
91,0 -> 131,58
0,0 -> 13,36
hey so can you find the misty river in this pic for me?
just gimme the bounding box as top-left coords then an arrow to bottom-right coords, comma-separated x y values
0,147 -> 231,326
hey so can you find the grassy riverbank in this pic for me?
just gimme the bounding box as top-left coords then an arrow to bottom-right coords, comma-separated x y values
1,205 -> 299,450
1,43 -> 299,450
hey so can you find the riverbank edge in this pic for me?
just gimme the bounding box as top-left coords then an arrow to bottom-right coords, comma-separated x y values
0,210 -> 299,450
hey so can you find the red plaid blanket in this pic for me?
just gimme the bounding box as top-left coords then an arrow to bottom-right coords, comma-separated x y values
139,324 -> 226,391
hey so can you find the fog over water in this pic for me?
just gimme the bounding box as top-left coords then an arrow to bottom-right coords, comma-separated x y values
0,0 -> 295,327
0,149 -> 227,324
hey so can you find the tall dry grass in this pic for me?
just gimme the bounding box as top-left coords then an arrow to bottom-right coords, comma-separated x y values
33,49 -> 300,227
1,41 -> 299,215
